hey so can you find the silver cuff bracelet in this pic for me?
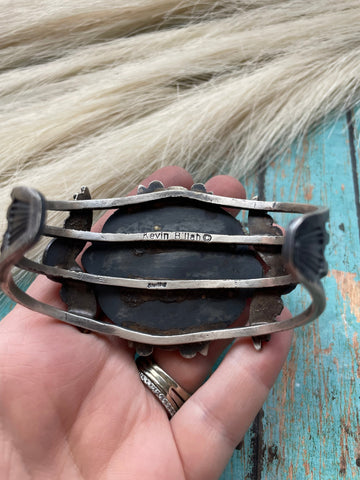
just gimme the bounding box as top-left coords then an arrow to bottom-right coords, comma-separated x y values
0,181 -> 329,357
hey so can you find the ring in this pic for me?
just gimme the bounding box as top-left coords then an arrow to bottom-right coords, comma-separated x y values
136,356 -> 191,418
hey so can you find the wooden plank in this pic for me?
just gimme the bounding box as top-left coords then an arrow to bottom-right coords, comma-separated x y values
221,110 -> 360,479
347,110 -> 360,243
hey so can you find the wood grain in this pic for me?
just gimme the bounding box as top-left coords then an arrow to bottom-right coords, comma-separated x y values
221,110 -> 360,479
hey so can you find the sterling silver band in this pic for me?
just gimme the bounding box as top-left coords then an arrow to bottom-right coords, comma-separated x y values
136,356 -> 191,417
0,185 -> 329,347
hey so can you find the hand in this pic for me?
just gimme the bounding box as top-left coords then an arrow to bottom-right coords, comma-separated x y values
0,167 -> 292,480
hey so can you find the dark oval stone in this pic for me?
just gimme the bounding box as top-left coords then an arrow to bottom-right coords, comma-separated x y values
82,201 -> 263,334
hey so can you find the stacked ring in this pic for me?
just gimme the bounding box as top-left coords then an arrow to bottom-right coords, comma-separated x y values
136,356 -> 191,418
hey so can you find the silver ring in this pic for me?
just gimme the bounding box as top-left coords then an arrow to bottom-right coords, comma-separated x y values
136,356 -> 191,418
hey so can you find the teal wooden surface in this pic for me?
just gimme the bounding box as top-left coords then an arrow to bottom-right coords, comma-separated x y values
1,112 -> 359,479
220,110 -> 360,479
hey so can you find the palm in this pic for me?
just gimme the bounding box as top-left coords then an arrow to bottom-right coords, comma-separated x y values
1,302 -> 186,479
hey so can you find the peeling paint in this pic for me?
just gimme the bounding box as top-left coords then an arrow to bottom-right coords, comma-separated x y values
218,113 -> 360,480
331,270 -> 360,321
353,333 -> 360,379
340,413 -> 350,477
304,184 -> 314,201
287,462 -> 294,479
356,422 -> 360,471
333,356 -> 340,373
313,342 -> 334,357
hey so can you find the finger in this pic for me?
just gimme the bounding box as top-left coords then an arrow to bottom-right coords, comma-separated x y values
205,174 -> 246,217
153,175 -> 248,393
172,308 -> 293,480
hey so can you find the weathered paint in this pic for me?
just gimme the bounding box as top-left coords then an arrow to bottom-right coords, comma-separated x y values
332,270 -> 360,321
221,109 -> 360,479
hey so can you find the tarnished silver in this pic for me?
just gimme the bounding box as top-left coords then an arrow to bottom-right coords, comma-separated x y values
0,182 -> 329,352
136,356 -> 191,417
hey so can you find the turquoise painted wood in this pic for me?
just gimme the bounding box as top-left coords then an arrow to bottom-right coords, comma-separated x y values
1,111 -> 359,479
220,110 -> 360,479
